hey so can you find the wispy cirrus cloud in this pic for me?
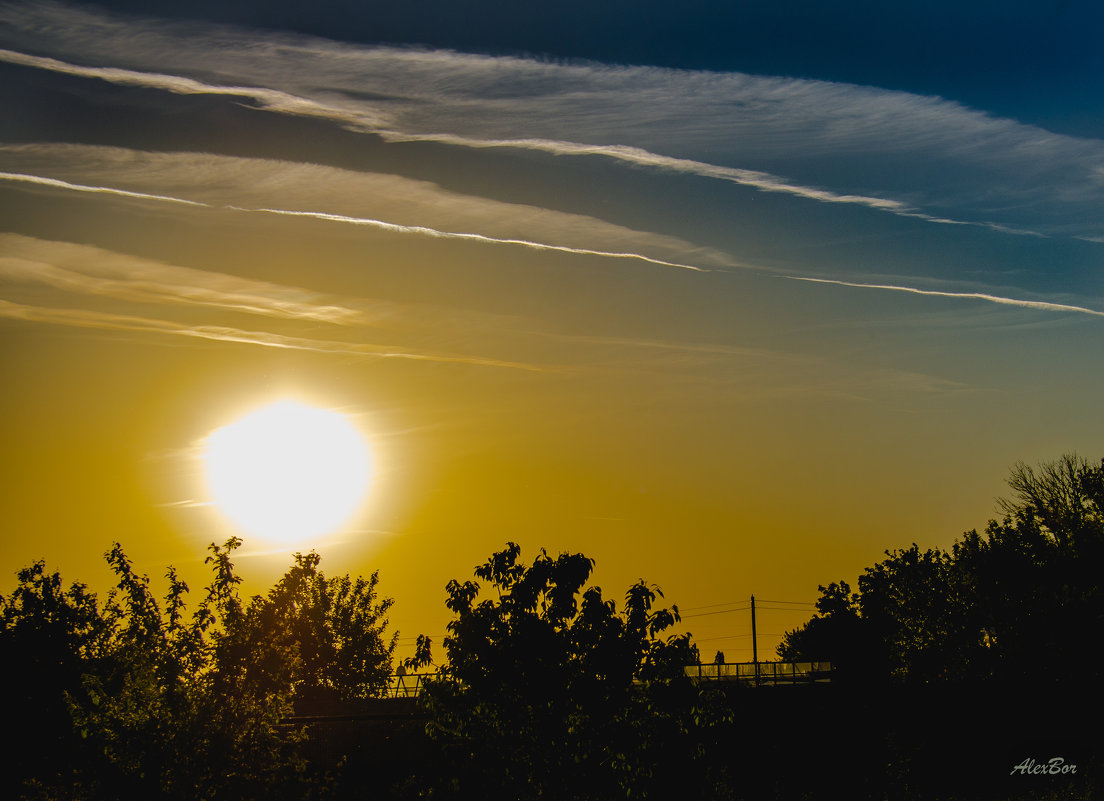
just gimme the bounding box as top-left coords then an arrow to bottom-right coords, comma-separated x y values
0,46 -> 929,222
3,3 -> 1101,331
0,233 -> 365,324
0,44 -> 1054,238
0,234 -> 563,368
0,296 -> 543,370
3,1 -> 1103,238
0,46 -> 389,128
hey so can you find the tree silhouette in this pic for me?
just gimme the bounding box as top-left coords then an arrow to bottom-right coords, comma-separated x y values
776,579 -> 871,681
0,538 -> 398,799
418,542 -> 722,800
220,550 -> 397,708
779,455 -> 1104,686
0,560 -> 108,798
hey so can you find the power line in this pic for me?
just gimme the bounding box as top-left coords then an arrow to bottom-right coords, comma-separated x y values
680,599 -> 755,612
681,605 -> 749,619
756,598 -> 817,606
694,633 -> 783,642
681,598 -> 814,615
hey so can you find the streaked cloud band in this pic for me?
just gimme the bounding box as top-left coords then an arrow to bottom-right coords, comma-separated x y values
0,298 -> 543,370
0,46 -> 915,222
0,234 -> 365,324
5,3 -> 1102,239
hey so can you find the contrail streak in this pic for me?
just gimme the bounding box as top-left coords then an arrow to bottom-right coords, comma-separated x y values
0,298 -> 544,370
380,135 -> 1046,237
784,276 -> 1104,318
378,132 -> 917,214
0,171 -> 707,271
0,170 -> 206,206
244,207 -> 708,271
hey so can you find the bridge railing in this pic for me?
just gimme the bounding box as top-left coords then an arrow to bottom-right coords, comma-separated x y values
685,660 -> 832,685
379,661 -> 830,697
383,672 -> 438,698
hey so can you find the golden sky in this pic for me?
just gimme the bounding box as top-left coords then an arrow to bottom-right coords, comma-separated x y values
2,2 -> 1103,662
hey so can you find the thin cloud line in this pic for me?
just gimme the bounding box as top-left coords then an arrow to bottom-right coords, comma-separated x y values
377,134 -> 1051,238
243,207 -> 708,271
0,170 -> 708,272
0,298 -> 545,370
0,46 -> 1041,236
783,276 -> 1104,319
378,131 -> 917,213
0,170 -> 206,206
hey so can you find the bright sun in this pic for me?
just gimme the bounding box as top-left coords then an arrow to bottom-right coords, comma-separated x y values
202,400 -> 372,544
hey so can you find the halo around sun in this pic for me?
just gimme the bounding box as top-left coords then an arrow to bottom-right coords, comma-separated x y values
202,399 -> 372,544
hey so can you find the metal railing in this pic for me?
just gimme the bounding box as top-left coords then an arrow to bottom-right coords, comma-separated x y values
379,662 -> 830,697
383,672 -> 437,698
686,660 -> 832,686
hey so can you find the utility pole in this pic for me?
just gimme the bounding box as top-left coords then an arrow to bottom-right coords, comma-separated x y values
751,595 -> 760,686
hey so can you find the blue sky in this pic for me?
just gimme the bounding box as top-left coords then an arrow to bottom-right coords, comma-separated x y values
1,0 -> 1101,659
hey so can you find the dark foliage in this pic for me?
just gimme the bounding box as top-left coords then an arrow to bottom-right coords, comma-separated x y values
417,542 -> 742,800
232,551 -> 397,709
5,456 -> 1102,800
779,454 -> 1104,687
0,538 -> 396,800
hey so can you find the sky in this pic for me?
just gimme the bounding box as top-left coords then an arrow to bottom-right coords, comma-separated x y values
1,0 -> 1102,663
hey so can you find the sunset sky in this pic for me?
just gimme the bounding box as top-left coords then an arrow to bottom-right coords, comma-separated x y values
2,0 -> 1102,662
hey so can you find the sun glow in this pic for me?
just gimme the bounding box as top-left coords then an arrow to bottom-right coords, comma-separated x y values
202,400 -> 372,544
